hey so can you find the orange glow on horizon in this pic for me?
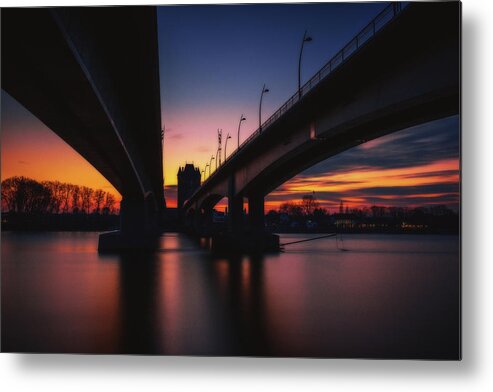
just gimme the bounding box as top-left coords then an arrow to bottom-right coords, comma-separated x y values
2,94 -> 458,212
1,104 -> 122,200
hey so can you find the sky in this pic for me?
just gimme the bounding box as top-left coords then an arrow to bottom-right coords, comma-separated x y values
1,3 -> 460,211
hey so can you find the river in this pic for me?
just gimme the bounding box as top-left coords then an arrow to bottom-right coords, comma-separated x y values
1,232 -> 460,358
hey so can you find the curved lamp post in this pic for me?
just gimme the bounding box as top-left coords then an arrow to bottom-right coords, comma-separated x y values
298,30 -> 313,99
204,164 -> 209,180
224,133 -> 232,162
237,114 -> 246,149
259,84 -> 269,132
216,128 -> 222,169
209,155 -> 215,177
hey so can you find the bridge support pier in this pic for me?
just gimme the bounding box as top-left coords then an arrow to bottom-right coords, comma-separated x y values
211,180 -> 278,254
248,194 -> 265,231
120,196 -> 159,234
199,206 -> 215,236
227,176 -> 244,233
228,195 -> 244,233
98,195 -> 161,252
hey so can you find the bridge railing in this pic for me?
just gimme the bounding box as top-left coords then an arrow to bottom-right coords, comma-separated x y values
198,2 -> 408,190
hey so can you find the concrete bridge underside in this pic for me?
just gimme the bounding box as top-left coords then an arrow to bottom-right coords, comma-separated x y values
2,7 -> 164,250
184,2 -> 460,238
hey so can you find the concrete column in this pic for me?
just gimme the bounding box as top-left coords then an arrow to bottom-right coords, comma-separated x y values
192,206 -> 202,233
228,195 -> 243,233
248,194 -> 265,231
228,175 -> 243,233
182,208 -> 194,230
99,194 -> 160,252
120,194 -> 158,234
203,206 -> 214,234
120,197 -> 146,233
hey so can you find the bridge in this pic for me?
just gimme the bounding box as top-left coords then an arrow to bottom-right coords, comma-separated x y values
2,6 -> 165,251
182,2 -> 460,251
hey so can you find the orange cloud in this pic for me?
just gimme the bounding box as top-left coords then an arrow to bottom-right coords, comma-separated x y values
280,159 -> 459,195
264,158 -> 459,211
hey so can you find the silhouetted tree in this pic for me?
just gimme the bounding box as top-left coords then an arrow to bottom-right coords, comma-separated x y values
301,194 -> 319,216
313,207 -> 328,219
60,183 -> 72,213
2,176 -> 121,217
371,205 -> 386,218
43,181 -> 63,213
80,186 -> 93,214
1,176 -> 51,213
279,202 -> 303,218
93,189 -> 105,214
265,210 -> 280,225
1,177 -> 17,212
71,185 -> 81,213
103,192 -> 116,214
279,202 -> 291,214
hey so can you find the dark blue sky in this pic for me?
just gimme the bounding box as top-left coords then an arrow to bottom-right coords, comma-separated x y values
158,3 -> 386,114
157,3 -> 393,184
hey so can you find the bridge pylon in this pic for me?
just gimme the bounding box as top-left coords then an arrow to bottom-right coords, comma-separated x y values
98,194 -> 161,252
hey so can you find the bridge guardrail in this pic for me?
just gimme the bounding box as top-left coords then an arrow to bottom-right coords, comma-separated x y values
197,2 -> 408,192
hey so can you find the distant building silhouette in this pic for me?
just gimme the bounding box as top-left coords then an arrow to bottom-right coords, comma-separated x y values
177,164 -> 201,211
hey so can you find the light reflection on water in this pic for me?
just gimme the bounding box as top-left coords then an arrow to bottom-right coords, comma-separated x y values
1,232 -> 460,358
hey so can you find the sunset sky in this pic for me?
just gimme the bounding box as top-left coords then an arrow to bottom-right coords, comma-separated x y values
1,3 -> 460,212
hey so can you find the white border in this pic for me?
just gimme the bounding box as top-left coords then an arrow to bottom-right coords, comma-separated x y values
1,0 -> 492,391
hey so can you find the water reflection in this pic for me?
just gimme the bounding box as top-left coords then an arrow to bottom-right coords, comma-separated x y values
1,232 -> 460,358
103,235 -> 271,355
116,252 -> 160,354
207,254 -> 270,356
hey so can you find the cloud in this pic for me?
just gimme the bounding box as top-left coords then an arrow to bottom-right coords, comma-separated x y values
302,115 -> 459,176
265,115 -> 460,211
167,133 -> 184,140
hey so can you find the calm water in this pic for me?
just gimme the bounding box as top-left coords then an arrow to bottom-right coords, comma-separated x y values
1,232 -> 460,358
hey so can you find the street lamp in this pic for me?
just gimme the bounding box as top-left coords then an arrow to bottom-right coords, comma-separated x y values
298,30 -> 313,99
216,128 -> 222,169
224,133 -> 232,161
204,164 -> 209,180
209,155 -> 215,177
201,169 -> 205,183
259,84 -> 269,132
237,114 -> 246,149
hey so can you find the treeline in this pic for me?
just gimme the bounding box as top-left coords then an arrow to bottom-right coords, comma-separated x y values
278,195 -> 321,216
275,196 -> 458,219
1,176 -> 118,214
266,195 -> 459,234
